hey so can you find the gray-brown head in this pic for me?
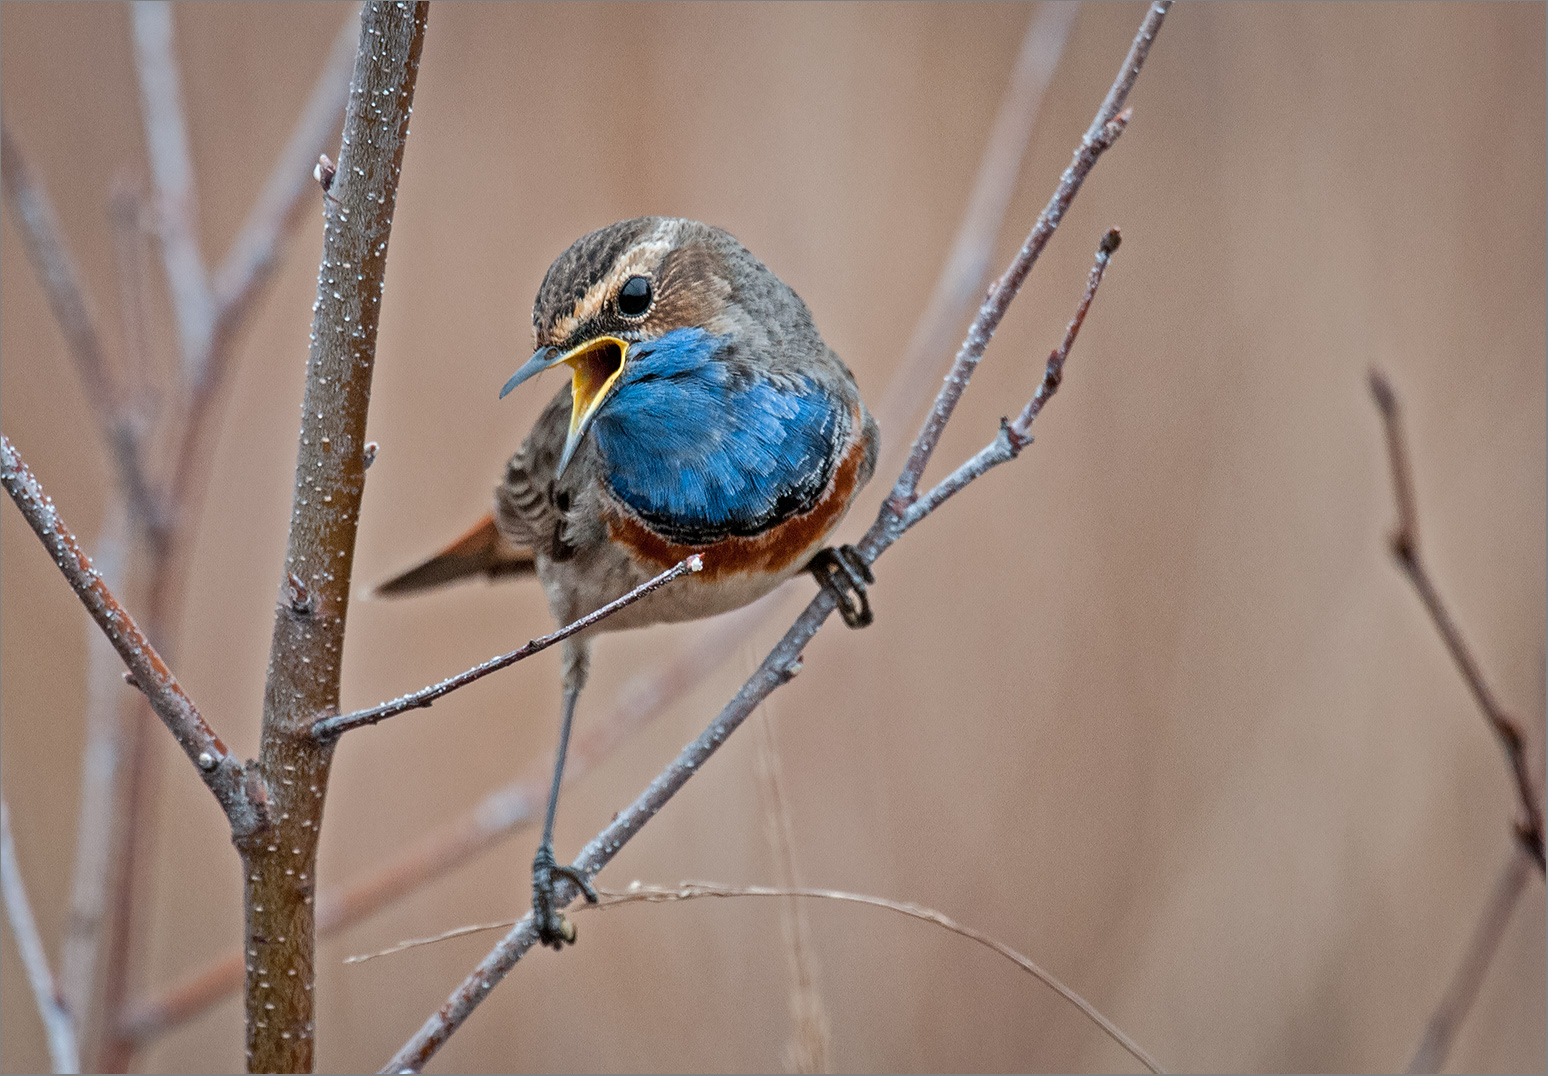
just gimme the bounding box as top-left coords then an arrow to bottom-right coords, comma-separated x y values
500,217 -> 843,476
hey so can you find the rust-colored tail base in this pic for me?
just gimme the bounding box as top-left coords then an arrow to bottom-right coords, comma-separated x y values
376,512 -> 535,596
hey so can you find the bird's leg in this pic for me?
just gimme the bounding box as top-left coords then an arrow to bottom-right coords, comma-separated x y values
807,544 -> 875,628
532,646 -> 598,949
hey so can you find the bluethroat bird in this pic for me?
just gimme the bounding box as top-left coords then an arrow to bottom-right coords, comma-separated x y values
379,217 -> 879,948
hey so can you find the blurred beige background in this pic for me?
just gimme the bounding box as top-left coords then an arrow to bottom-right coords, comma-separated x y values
2,2 -> 1544,1072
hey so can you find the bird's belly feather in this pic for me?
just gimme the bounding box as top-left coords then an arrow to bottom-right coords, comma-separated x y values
608,420 -> 866,571
541,421 -> 870,632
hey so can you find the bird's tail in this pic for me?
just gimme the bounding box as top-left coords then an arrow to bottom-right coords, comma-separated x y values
375,512 -> 536,596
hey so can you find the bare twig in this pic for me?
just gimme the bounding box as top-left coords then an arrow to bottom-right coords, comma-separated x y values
130,0 -> 214,373
2,797 -> 82,1074
142,213 -> 1130,1072
0,435 -> 260,836
1406,849 -> 1533,1073
598,885 -> 1165,1075
901,227 -> 1121,529
313,556 -> 703,738
386,5 -> 1162,1065
120,1 -> 1084,1039
1010,228 -> 1120,440
357,881 -> 1163,1075
242,4 -> 428,1069
5,7 -> 366,1070
1369,370 -> 1546,870
0,125 -> 163,544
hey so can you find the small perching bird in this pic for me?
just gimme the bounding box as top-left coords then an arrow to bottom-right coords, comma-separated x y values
379,217 -> 879,947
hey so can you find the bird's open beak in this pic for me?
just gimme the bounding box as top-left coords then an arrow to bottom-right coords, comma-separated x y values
499,336 -> 629,477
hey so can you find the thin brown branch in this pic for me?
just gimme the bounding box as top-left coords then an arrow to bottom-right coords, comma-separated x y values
130,0 -> 214,373
94,537 -> 187,1074
0,124 -> 164,545
356,882 -> 1164,1075
243,4 -> 429,1069
5,9 -> 377,1070
1369,370 -> 1546,871
1406,848 -> 1533,1073
119,4 -> 1084,1042
169,6 -> 358,535
111,46 -> 367,1056
1010,227 -> 1120,441
385,5 -> 1163,1068
0,435 -> 261,836
313,555 -> 702,738
3,796 -> 82,1074
904,228 -> 1120,529
885,0 -> 1167,515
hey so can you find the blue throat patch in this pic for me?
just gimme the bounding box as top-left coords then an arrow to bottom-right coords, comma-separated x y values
590,327 -> 844,544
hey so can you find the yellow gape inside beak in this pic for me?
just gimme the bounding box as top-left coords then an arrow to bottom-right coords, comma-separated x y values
556,336 -> 628,476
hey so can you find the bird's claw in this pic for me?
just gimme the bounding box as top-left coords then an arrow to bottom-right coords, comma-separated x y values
532,841 -> 598,950
808,544 -> 874,628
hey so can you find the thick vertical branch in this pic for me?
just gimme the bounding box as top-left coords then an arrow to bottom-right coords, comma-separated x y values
107,4 -> 1086,1042
243,4 -> 427,1071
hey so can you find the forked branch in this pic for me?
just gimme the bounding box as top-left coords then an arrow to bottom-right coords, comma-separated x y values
901,227 -> 1121,528
244,4 -> 429,1070
119,3 -> 1087,1040
0,435 -> 261,837
1369,370 -> 1545,870
386,5 -> 1166,1062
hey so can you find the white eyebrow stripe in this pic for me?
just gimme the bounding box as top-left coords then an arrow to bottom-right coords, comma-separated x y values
546,220 -> 686,343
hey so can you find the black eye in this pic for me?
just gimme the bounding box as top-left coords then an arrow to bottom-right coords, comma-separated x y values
617,275 -> 652,317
